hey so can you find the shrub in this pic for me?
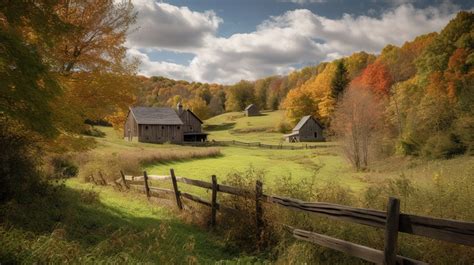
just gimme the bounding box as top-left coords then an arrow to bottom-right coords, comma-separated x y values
422,133 -> 466,159
275,120 -> 292,134
51,155 -> 79,178
81,126 -> 106,138
0,115 -> 46,202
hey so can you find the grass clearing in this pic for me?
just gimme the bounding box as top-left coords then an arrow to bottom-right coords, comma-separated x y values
204,110 -> 288,144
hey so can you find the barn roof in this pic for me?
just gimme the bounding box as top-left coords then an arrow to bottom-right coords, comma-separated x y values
245,104 -> 256,110
130,107 -> 183,125
293,115 -> 322,131
186,109 -> 203,124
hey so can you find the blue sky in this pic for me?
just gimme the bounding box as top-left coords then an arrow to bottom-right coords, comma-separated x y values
127,0 -> 473,84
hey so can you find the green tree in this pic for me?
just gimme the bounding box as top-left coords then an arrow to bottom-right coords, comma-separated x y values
331,60 -> 349,99
225,80 -> 255,111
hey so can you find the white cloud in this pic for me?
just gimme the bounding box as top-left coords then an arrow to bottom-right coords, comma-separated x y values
127,1 -> 222,52
128,2 -> 460,84
128,48 -> 193,81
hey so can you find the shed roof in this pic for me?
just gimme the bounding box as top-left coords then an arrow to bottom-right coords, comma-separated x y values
130,107 -> 183,125
284,131 -> 299,137
293,115 -> 322,131
245,104 -> 257,111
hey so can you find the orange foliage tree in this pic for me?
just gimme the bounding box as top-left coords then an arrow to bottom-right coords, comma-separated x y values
351,61 -> 392,97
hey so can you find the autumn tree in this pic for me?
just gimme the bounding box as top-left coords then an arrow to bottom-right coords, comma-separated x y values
186,97 -> 211,120
344,52 -> 376,79
283,87 -> 319,125
49,0 -> 138,133
331,86 -> 383,170
0,1 -> 65,137
351,61 -> 392,97
225,80 -> 255,111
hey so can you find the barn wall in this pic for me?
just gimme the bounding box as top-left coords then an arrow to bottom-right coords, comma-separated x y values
138,124 -> 183,143
180,111 -> 202,133
124,112 -> 138,139
298,119 -> 324,142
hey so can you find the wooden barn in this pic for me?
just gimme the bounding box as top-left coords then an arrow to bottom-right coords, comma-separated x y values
124,104 -> 207,143
244,104 -> 260,116
177,103 -> 208,142
284,115 -> 325,142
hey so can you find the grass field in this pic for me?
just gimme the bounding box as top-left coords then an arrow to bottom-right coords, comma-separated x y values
0,179 -> 263,263
93,111 -> 474,196
204,110 -> 288,143
3,110 -> 472,264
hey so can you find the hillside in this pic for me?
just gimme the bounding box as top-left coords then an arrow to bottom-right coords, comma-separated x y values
204,110 -> 287,143
0,178 -> 262,263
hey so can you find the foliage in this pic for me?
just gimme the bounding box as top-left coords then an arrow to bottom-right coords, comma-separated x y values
0,8 -> 62,137
225,80 -> 256,111
331,87 -> 384,170
351,60 -> 393,97
0,115 -> 45,202
50,155 -> 79,179
331,60 -> 349,99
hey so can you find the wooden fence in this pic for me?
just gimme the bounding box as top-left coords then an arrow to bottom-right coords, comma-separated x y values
113,170 -> 474,265
180,139 -> 332,150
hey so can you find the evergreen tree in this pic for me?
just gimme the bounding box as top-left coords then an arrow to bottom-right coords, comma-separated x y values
331,60 -> 349,99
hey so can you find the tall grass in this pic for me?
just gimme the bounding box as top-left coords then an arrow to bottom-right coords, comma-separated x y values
204,167 -> 474,264
75,148 -> 221,181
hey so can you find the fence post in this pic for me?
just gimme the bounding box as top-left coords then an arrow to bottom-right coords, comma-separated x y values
255,180 -> 264,248
143,171 -> 151,198
120,170 -> 129,189
384,197 -> 400,265
170,169 -> 183,210
211,175 -> 218,227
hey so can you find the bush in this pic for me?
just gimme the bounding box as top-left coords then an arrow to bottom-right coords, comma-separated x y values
81,126 -> 106,138
0,116 -> 46,202
421,133 -> 466,159
215,167 -> 279,253
275,120 -> 292,134
51,155 -> 79,178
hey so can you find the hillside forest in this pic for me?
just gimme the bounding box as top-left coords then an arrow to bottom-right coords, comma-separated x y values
137,12 -> 473,162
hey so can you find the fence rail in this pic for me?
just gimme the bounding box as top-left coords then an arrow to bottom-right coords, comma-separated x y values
114,170 -> 474,265
180,139 -> 332,150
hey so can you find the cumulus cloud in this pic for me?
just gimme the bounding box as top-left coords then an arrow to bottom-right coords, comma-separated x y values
128,48 -> 194,81
127,1 -> 222,52
128,2 -> 460,84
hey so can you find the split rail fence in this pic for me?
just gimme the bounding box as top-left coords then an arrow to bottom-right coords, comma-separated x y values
181,140 -> 332,150
111,170 -> 474,265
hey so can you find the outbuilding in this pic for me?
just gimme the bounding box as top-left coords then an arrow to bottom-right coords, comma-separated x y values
284,115 -> 325,142
244,104 -> 260,116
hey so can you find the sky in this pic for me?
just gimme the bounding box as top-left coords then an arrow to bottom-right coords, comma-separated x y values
126,0 -> 473,84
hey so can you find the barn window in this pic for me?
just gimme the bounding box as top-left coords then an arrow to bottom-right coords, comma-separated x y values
190,126 -> 193,130
314,132 -> 318,138
145,125 -> 149,130
177,126 -> 180,130
161,126 -> 164,129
